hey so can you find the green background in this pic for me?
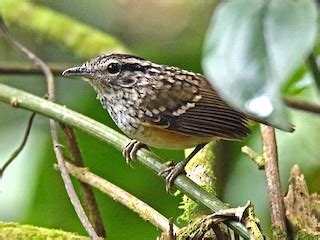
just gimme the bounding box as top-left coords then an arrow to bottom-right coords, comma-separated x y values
0,0 -> 319,239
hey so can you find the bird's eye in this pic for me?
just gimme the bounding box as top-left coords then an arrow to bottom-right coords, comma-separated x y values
107,63 -> 120,74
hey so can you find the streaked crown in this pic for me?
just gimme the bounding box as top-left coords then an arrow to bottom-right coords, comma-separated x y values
62,54 -> 158,89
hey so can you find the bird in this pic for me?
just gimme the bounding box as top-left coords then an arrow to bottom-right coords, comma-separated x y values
62,53 -> 252,191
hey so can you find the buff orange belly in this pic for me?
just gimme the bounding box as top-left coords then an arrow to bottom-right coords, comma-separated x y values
137,125 -> 216,150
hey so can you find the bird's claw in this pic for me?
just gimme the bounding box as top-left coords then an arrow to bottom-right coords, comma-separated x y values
122,140 -> 148,167
159,161 -> 186,192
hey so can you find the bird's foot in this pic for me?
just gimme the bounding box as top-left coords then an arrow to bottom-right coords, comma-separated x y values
159,160 -> 187,192
158,144 -> 206,192
122,140 -> 148,166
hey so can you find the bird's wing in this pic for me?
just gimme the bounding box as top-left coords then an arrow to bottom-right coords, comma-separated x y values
139,73 -> 250,140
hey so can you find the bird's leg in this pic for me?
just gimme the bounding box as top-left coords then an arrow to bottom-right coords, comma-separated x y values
159,143 -> 206,192
122,139 -> 149,165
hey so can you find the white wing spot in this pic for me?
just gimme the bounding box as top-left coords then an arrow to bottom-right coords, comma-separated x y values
245,95 -> 273,117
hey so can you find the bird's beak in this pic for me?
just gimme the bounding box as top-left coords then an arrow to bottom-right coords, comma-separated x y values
62,66 -> 91,77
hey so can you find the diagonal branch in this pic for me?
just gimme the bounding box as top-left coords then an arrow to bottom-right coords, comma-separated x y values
0,16 -> 99,239
50,122 -> 99,239
62,161 -> 180,234
61,125 -> 106,237
0,83 -> 250,239
284,97 -> 320,114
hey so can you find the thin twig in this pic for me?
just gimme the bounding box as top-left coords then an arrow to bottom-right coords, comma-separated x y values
0,63 -> 71,76
260,124 -> 287,239
50,121 -> 99,239
241,146 -> 265,170
0,112 -> 36,176
308,53 -> 320,92
284,97 -> 320,114
62,161 -> 180,234
0,18 -> 54,100
0,16 -> 99,239
0,84 -> 250,239
61,124 -> 106,237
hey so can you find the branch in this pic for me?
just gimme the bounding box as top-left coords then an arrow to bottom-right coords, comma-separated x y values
0,112 -> 36,176
180,141 -> 217,222
0,16 -> 99,239
284,97 -> 320,114
0,221 -> 92,239
61,125 -> 106,237
241,146 -> 265,170
0,50 -> 105,236
62,161 -> 179,234
50,122 -> 99,239
0,83 -> 250,239
0,63 -> 71,76
260,125 -> 287,239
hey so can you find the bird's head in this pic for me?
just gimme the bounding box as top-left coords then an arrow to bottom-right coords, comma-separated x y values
62,53 -> 152,90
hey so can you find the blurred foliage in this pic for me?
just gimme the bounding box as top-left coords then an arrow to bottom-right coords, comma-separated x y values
0,0 -> 319,239
282,65 -> 310,96
2,0 -> 128,58
202,0 -> 317,131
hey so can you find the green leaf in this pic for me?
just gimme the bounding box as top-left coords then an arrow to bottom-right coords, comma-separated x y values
283,65 -> 313,96
202,0 -> 317,131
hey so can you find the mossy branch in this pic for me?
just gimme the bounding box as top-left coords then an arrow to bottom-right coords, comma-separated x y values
0,83 -> 250,239
179,141 -> 217,222
0,221 -> 93,240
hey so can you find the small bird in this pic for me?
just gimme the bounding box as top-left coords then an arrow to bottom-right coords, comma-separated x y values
62,54 -> 251,190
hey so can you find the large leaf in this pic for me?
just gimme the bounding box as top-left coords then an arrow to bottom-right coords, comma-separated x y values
202,0 -> 317,131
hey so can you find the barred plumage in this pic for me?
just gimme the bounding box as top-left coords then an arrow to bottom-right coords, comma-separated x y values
63,53 -> 250,149
63,53 -> 252,190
